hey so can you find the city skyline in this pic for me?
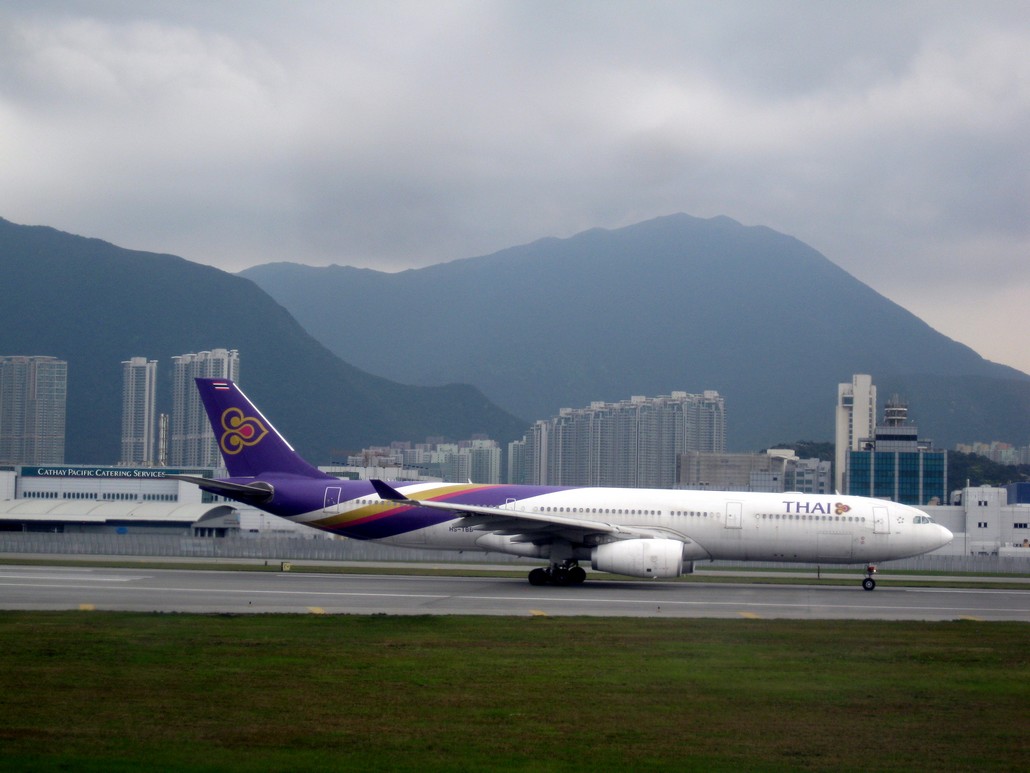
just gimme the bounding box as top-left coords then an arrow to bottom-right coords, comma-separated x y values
4,348 -> 1029,472
510,391 -> 727,488
118,350 -> 241,469
0,350 -> 241,469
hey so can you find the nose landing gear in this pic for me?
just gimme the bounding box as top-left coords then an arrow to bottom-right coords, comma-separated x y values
528,561 -> 587,586
862,565 -> 877,591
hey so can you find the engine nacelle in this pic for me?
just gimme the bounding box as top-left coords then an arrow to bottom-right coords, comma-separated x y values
591,538 -> 684,579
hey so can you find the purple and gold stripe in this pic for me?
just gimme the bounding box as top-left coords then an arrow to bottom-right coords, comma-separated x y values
310,482 -> 570,540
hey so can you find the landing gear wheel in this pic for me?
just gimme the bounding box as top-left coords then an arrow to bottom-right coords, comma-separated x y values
527,562 -> 587,586
528,568 -> 549,586
551,567 -> 572,586
862,564 -> 877,591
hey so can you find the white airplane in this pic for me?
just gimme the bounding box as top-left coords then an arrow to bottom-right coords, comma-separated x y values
172,379 -> 953,590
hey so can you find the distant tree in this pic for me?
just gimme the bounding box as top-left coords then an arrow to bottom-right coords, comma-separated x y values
767,441 -> 834,461
947,451 -> 1030,489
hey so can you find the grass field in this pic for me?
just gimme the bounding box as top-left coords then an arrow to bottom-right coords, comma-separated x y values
0,613 -> 1026,772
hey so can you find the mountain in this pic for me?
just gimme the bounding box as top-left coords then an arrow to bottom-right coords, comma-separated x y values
0,217 -> 526,464
240,214 -> 1030,450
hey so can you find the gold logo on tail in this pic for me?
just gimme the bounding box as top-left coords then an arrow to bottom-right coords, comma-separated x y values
220,407 -> 268,455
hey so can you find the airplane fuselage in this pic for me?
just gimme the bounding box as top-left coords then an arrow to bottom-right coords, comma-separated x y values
227,477 -> 950,566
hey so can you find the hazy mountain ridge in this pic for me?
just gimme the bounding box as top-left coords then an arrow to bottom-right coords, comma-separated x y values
241,213 -> 1030,450
0,217 -> 526,463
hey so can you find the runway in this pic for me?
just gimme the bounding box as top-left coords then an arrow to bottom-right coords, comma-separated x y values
1,563 -> 1028,620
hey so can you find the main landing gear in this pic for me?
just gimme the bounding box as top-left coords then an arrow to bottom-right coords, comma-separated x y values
528,561 -> 587,586
862,565 -> 877,591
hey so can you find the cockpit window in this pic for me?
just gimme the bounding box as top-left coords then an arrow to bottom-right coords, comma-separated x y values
913,515 -> 934,524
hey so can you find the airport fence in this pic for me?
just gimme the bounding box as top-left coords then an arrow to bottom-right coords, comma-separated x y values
712,554 -> 1030,574
0,532 -> 1027,574
0,532 -> 523,564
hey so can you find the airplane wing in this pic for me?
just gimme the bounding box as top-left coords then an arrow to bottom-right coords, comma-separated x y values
370,479 -> 673,543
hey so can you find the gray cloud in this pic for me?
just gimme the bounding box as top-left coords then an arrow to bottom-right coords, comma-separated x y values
1,1 -> 1028,373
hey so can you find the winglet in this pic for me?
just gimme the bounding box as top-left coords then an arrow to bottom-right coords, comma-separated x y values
370,479 -> 408,502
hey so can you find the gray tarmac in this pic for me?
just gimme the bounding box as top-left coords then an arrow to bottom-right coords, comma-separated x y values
1,562 -> 1028,620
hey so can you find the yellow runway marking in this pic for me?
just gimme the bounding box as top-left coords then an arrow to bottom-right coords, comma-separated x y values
78,604 -> 95,611
738,611 -> 760,619
529,610 -> 548,617
958,615 -> 983,622
307,607 -> 326,615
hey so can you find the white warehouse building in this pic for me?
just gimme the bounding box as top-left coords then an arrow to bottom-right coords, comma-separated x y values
0,464 -> 323,538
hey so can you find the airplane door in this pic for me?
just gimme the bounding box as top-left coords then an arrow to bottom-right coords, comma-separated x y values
323,486 -> 343,514
873,506 -> 890,534
725,501 -> 743,529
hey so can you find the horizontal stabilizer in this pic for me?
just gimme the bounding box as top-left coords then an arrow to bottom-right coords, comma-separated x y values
166,474 -> 274,504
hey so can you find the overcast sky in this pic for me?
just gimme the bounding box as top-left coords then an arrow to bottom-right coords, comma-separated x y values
2,1 -> 1028,375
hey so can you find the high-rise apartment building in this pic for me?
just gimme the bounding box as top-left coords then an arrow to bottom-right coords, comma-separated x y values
119,357 -> 158,467
509,391 -> 726,487
0,355 -> 68,464
463,439 -> 502,485
169,349 -> 239,467
835,374 -> 876,493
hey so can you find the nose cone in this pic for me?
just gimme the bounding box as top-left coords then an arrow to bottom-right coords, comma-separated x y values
934,524 -> 954,550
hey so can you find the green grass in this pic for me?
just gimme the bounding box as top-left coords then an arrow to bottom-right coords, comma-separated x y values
0,614 -> 1026,772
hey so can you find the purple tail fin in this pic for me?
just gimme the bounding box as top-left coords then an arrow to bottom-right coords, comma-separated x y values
194,378 -> 331,479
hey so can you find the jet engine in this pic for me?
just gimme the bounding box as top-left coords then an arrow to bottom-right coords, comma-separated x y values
591,538 -> 684,579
